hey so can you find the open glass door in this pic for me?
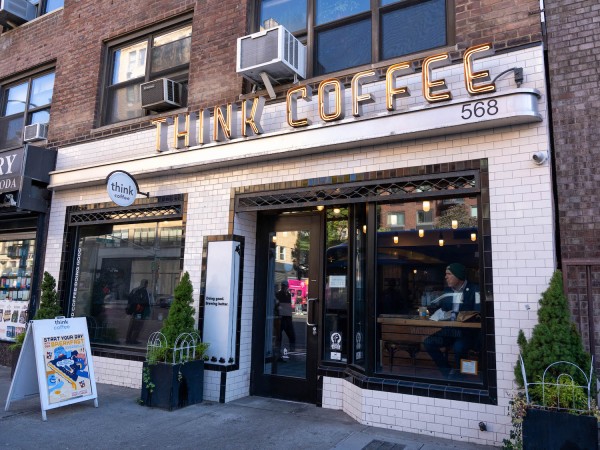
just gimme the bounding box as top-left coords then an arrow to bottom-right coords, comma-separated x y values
251,213 -> 321,403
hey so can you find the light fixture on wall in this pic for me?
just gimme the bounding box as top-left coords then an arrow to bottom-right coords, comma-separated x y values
393,233 -> 399,244
438,232 -> 444,247
418,229 -> 424,238
423,201 -> 430,212
451,220 -> 458,229
317,205 -> 324,211
272,235 -> 277,242
333,207 -> 341,215
362,225 -> 367,234
471,233 -> 477,242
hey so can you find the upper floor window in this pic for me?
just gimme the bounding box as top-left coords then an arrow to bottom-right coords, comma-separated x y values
258,0 -> 449,76
39,0 -> 63,14
102,22 -> 192,125
0,71 -> 55,150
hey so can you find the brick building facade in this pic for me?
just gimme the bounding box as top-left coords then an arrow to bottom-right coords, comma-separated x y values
545,0 -> 600,373
0,1 -> 562,445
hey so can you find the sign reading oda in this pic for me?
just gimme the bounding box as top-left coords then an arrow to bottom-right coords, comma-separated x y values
106,170 -> 139,206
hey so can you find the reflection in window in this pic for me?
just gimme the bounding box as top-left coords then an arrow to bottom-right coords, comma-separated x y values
324,207 -> 349,362
71,220 -> 184,349
260,0 -> 306,32
376,197 -> 482,384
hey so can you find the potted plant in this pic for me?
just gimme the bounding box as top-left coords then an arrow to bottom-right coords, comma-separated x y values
9,271 -> 61,377
140,272 -> 208,410
504,271 -> 599,450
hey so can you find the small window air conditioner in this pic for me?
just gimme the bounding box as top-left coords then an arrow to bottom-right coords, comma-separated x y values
0,0 -> 36,28
237,25 -> 306,84
140,78 -> 182,111
23,123 -> 48,142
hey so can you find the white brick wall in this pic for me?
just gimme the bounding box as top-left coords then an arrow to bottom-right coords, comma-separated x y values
44,46 -> 552,446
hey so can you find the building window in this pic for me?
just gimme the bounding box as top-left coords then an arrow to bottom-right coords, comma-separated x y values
41,0 -> 64,14
258,0 -> 450,76
376,196 -> 481,383
103,21 -> 192,124
71,220 -> 185,349
0,71 -> 55,150
386,211 -> 405,229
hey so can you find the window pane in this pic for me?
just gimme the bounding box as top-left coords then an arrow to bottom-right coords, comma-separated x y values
44,0 -> 64,13
151,26 -> 192,74
316,0 -> 370,25
3,82 -> 28,116
381,0 -> 403,5
0,116 -> 24,149
29,73 -> 55,109
316,19 -> 371,75
29,109 -> 50,125
381,0 -> 446,60
352,205 -> 367,367
107,84 -> 142,123
324,207 -> 349,363
112,41 -> 148,84
72,221 -> 184,349
260,0 -> 307,32
375,198 -> 482,384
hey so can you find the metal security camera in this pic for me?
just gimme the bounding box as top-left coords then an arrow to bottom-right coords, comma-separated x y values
532,151 -> 548,165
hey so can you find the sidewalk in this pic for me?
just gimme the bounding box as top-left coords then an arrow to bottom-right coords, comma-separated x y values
1,366 -> 497,449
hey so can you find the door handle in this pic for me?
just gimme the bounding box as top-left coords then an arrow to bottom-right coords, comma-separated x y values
306,298 -> 318,326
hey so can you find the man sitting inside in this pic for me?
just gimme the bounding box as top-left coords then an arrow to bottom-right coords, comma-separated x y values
424,263 -> 480,378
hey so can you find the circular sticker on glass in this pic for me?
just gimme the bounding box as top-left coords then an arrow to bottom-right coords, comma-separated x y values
106,171 -> 139,206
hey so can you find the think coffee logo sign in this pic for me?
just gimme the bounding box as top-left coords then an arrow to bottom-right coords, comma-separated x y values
106,171 -> 139,207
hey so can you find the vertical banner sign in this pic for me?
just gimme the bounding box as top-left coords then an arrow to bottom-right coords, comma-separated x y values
202,241 -> 241,364
4,317 -> 98,421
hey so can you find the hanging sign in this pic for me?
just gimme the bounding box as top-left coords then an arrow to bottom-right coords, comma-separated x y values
4,317 -> 98,421
106,170 -> 148,206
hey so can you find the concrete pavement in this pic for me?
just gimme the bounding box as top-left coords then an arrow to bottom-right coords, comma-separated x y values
0,366 -> 497,449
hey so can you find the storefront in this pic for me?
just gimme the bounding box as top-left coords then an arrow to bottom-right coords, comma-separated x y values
46,44 -> 553,444
0,145 -> 56,364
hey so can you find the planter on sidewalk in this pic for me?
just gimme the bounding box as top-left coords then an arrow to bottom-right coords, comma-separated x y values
522,408 -> 598,450
141,359 -> 204,410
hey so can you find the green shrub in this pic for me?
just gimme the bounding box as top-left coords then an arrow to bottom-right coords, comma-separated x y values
515,271 -> 592,394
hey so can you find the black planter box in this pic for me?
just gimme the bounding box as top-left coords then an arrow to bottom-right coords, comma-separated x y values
140,359 -> 204,410
523,408 -> 598,450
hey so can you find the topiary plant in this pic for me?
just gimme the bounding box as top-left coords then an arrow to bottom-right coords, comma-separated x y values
160,271 -> 196,347
514,270 -> 592,395
34,271 -> 62,320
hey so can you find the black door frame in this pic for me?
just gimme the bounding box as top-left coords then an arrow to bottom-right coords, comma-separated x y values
250,212 -> 323,403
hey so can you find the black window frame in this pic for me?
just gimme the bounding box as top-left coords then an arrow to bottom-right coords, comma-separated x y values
255,0 -> 455,78
0,68 -> 55,151
100,15 -> 193,126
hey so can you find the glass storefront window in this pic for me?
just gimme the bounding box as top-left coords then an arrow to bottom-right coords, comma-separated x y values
352,205 -> 367,367
0,238 -> 35,341
376,197 -> 482,383
323,207 -> 349,363
70,220 -> 184,348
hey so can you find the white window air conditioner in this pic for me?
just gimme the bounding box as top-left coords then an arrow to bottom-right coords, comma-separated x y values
0,0 -> 36,28
140,78 -> 182,111
23,123 -> 48,142
237,25 -> 306,86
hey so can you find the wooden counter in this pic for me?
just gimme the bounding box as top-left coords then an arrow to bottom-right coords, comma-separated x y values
377,314 -> 481,329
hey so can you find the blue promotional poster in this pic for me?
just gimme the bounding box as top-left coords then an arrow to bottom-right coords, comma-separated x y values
43,333 -> 91,404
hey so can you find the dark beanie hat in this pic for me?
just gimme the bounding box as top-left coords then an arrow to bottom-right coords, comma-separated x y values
447,263 -> 466,280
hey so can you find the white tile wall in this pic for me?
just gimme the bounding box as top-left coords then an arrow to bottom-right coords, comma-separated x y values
44,46 -> 552,446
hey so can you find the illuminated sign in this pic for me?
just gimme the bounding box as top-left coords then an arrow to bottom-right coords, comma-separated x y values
106,170 -> 141,206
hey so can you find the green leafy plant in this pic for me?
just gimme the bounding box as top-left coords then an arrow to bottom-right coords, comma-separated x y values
504,271 -> 597,449
9,271 -> 61,351
515,271 -> 592,394
146,271 -> 208,362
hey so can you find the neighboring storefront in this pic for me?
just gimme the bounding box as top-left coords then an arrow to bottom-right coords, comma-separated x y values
46,44 -> 552,445
0,145 -> 56,363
